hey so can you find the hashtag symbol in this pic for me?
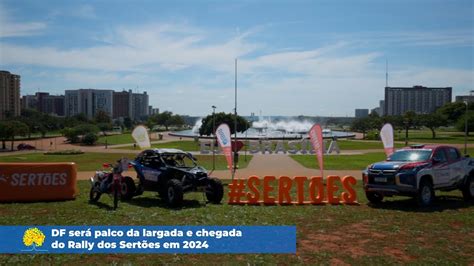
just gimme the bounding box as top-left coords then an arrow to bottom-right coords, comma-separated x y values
228,179 -> 246,204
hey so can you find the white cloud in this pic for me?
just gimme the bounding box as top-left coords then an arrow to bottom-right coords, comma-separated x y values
0,5 -> 46,37
3,20 -> 473,116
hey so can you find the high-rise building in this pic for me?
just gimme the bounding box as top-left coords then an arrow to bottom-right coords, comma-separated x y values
455,90 -> 474,103
0,70 -> 21,120
113,90 -> 133,119
131,91 -> 149,121
379,100 -> 385,116
355,109 -> 369,118
148,106 -> 159,116
384,86 -> 452,116
21,92 -> 65,116
21,94 -> 38,110
65,89 -> 113,119
112,90 -> 149,121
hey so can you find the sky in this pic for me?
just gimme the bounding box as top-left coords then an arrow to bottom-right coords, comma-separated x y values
0,0 -> 473,117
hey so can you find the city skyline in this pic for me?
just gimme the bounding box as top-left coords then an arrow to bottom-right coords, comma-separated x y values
0,1 -> 473,116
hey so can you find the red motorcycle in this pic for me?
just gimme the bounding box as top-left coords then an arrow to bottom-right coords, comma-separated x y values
89,159 -> 136,210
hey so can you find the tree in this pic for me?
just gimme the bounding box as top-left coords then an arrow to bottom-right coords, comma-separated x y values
456,110 -> 474,136
168,115 -> 185,129
123,117 -> 133,130
97,123 -> 113,136
62,124 -> 99,143
199,112 -> 251,136
350,117 -> 372,139
94,110 -> 111,124
147,111 -> 186,131
436,102 -> 473,124
5,121 -> 29,150
402,111 -> 418,145
0,121 -> 8,150
418,113 -> 448,139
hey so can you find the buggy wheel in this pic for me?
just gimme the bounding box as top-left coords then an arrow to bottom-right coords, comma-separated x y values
206,178 -> 224,204
166,179 -> 183,207
121,176 -> 136,200
89,184 -> 101,202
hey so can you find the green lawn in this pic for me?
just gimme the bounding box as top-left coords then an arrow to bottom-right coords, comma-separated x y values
291,148 -> 474,170
115,141 -> 201,151
337,140 -> 405,150
0,152 -> 252,171
151,141 -> 201,151
0,152 -> 138,171
394,130 -> 474,144
0,181 -> 472,264
97,134 -> 135,145
291,153 -> 387,170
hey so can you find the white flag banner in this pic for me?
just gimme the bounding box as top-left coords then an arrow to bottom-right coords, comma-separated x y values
215,123 -> 233,172
132,125 -> 151,149
380,123 -> 394,156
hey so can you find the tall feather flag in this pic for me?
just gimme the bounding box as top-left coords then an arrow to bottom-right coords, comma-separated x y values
380,123 -> 394,157
215,123 -> 233,173
308,124 -> 324,177
132,125 -> 151,149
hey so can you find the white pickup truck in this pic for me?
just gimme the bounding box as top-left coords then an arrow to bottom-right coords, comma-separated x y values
362,145 -> 474,206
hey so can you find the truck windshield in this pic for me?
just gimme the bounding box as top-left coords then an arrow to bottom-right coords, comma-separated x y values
387,150 -> 432,162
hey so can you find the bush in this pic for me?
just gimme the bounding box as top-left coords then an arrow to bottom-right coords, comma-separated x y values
365,130 -> 379,140
62,124 -> 100,143
82,132 -> 98,145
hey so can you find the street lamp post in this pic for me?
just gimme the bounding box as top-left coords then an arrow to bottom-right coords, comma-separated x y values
464,101 -> 468,155
212,105 -> 216,171
233,59 -> 238,180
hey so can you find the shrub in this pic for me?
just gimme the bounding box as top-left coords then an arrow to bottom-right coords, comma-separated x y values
82,132 -> 98,145
62,124 -> 100,143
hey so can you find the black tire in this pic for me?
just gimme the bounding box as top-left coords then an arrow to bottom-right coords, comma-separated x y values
113,182 -> 119,210
165,179 -> 184,207
89,185 -> 101,202
461,175 -> 474,201
121,176 -> 136,200
417,178 -> 434,207
206,178 -> 224,204
365,191 -> 384,204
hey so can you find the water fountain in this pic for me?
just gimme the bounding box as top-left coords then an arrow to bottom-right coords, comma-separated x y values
170,117 -> 355,140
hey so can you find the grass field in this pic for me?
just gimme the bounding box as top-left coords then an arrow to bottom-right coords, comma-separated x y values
394,130 -> 474,144
97,134 -> 135,146
291,153 -> 387,170
0,180 -> 472,264
291,148 -> 474,170
114,141 -> 201,151
337,140 -> 405,150
0,152 -> 252,171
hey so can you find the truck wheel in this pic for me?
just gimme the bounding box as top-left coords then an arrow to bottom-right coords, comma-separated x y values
206,178 -> 224,204
121,176 -> 136,200
461,175 -> 474,201
89,185 -> 101,202
417,179 -> 434,207
365,191 -> 383,204
166,179 -> 183,207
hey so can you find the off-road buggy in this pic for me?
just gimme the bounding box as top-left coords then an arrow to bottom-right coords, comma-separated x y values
130,149 -> 224,207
